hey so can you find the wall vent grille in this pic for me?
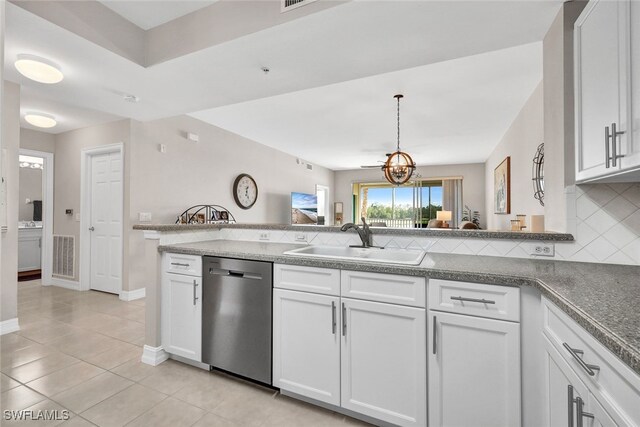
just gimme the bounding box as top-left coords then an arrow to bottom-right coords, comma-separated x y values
281,0 -> 317,12
53,235 -> 74,278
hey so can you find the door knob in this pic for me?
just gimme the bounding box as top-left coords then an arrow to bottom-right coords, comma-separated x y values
89,226 -> 95,231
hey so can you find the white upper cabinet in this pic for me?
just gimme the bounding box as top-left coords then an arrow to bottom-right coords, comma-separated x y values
575,0 -> 640,182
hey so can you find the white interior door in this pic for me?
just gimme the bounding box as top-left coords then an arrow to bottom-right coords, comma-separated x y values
89,151 -> 122,294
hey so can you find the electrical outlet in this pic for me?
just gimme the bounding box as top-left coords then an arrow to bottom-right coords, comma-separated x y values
531,242 -> 555,257
259,232 -> 270,241
139,212 -> 152,222
295,233 -> 307,242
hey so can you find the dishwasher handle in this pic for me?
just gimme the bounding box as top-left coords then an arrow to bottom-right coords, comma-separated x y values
208,267 -> 262,280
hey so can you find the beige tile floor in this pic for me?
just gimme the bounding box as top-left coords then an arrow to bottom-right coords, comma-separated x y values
0,280 -> 371,426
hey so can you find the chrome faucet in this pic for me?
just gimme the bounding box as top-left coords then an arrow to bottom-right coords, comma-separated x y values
340,217 -> 375,248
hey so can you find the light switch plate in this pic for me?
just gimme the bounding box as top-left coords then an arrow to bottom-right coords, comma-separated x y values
139,212 -> 152,222
75,213 -> 81,222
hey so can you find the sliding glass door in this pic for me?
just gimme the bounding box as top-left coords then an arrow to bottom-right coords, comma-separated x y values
354,180 -> 450,228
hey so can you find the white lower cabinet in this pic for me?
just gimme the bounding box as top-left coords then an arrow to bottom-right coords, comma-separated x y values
542,298 -> 639,426
161,271 -> 202,362
428,311 -> 521,427
341,297 -> 426,427
273,289 -> 340,405
273,265 -> 426,427
544,334 -> 589,427
543,335 -> 623,427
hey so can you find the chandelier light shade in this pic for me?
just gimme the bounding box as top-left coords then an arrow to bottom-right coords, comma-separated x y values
382,94 -> 416,185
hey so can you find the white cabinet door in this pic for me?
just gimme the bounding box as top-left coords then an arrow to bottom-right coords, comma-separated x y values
575,0 -> 629,181
429,311 -> 520,427
626,0 -> 640,170
341,298 -> 426,427
18,233 -> 41,272
161,272 -> 202,361
273,289 -> 340,405
543,335 -> 589,427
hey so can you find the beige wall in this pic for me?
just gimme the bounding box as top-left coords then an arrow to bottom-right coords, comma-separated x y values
543,1 -> 588,233
127,115 -> 335,291
20,128 -> 55,153
485,82 -> 545,231
334,163 -> 485,228
1,81 -> 20,322
53,119 -> 131,283
18,167 -> 42,221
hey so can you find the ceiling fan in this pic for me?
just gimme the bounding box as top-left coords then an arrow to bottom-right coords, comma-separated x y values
360,154 -> 391,169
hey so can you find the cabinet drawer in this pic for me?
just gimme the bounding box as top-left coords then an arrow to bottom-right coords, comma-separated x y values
341,270 -> 425,307
542,297 -> 640,425
274,264 -> 340,296
164,252 -> 202,277
428,279 -> 520,322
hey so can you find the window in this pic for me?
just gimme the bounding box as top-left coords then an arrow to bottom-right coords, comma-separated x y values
353,180 -> 444,228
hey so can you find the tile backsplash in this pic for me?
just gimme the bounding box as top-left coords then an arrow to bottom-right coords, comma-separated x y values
158,183 -> 640,266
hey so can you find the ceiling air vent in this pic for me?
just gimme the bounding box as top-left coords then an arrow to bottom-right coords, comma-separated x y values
281,0 -> 318,13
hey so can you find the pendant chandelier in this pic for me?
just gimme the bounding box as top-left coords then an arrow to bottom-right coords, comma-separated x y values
382,94 -> 416,185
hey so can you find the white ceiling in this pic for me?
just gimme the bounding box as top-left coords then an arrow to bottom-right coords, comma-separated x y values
98,0 -> 219,30
4,0 -> 562,168
191,42 -> 543,170
20,86 -> 123,134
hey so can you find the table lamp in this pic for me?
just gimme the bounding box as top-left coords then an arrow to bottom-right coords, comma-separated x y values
436,210 -> 452,228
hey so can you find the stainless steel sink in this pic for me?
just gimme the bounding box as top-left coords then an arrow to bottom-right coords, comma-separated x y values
283,245 -> 426,266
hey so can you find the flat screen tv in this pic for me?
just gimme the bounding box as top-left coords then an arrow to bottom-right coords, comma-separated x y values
291,192 -> 318,225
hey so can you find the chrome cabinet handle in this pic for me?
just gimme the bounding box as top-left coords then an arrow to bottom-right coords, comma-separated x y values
611,122 -> 626,167
575,396 -> 594,427
342,303 -> 347,336
450,296 -> 496,305
193,280 -> 198,306
432,315 -> 437,355
171,262 -> 190,267
331,301 -> 336,335
568,385 -> 574,427
605,126 -> 611,168
563,342 -> 600,376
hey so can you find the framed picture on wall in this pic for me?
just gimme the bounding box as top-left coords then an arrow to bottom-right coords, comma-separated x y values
494,156 -> 511,214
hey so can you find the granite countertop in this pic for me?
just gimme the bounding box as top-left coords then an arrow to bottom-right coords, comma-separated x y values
159,240 -> 640,375
134,222 -> 574,241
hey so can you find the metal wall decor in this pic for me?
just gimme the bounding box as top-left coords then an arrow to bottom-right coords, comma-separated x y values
175,205 -> 237,225
532,143 -> 544,206
382,94 -> 416,185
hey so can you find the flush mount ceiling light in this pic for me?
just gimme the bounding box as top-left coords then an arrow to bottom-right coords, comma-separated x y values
14,54 -> 64,84
382,94 -> 416,186
24,113 -> 57,129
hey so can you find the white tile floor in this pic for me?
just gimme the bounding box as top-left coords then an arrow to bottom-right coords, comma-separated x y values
0,280 -> 371,426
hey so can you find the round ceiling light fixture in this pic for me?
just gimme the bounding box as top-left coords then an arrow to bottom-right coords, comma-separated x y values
14,54 -> 64,84
24,113 -> 57,129
382,94 -> 416,186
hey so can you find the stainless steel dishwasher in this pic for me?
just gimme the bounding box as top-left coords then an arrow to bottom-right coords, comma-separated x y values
202,256 -> 273,385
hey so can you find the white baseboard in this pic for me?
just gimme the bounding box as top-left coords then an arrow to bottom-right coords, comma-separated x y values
0,318 -> 20,335
119,288 -> 146,301
51,277 -> 81,291
141,345 -> 169,366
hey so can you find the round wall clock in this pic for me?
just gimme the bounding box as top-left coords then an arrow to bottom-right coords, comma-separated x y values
233,174 -> 258,209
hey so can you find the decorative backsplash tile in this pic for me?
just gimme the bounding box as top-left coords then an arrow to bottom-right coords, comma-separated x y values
159,183 -> 640,266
